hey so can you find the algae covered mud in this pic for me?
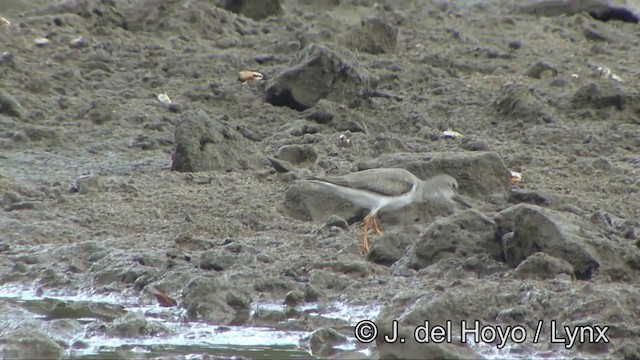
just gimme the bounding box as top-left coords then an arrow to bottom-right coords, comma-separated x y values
1,0 -> 640,358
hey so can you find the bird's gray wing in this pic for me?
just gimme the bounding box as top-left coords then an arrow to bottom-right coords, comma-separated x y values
310,168 -> 416,196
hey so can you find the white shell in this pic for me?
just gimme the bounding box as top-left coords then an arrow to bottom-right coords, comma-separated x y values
34,38 -> 51,46
442,130 -> 462,139
0,17 -> 10,25
337,133 -> 352,147
157,93 -> 172,104
508,170 -> 522,183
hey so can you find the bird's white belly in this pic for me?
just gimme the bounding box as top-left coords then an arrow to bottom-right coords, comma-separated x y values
377,188 -> 417,212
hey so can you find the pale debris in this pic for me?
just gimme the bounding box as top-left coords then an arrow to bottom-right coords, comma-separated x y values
588,63 -> 623,82
0,17 -> 10,26
508,170 -> 522,184
34,38 -> 51,47
238,70 -> 264,83
442,128 -> 463,139
157,93 -> 172,104
337,132 -> 352,148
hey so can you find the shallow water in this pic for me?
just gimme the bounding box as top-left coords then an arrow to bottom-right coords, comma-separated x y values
0,284 -> 604,359
0,284 -> 378,359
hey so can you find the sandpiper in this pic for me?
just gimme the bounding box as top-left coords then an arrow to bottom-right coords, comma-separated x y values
306,168 -> 470,254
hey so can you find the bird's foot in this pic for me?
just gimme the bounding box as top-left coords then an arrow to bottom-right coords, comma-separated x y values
358,213 -> 381,253
360,214 -> 371,254
359,232 -> 370,254
372,217 -> 382,235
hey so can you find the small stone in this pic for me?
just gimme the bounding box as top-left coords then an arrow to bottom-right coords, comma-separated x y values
284,289 -> 304,306
5,201 -> 45,212
0,51 -> 14,64
71,175 -> 105,194
34,37 -> 51,47
508,41 -> 522,49
274,145 -> 317,165
69,37 -> 89,49
0,90 -> 23,118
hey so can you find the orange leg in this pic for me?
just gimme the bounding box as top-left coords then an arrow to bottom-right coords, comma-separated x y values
372,216 -> 382,235
360,213 -> 372,254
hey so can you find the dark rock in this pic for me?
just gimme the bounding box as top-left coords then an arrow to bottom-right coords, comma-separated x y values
71,175 -> 105,194
107,312 -> 169,337
323,215 -> 349,231
5,201 -> 45,212
340,18 -> 398,54
66,258 -> 89,273
409,209 -> 498,270
274,144 -> 317,165
130,134 -> 159,150
508,189 -> 568,207
377,327 -> 482,360
171,110 -> 263,172
173,233 -> 216,251
589,6 -> 639,23
308,269 -> 353,291
335,119 -> 368,133
612,341 -> 640,360
508,41 -> 523,49
199,249 -> 239,271
220,0 -> 282,21
254,277 -> 296,295
288,123 -> 321,137
284,289 -> 304,306
265,44 -> 378,110
1,191 -> 21,206
0,51 -> 15,65
267,156 -> 293,173
525,60 -> 558,79
251,308 -> 286,326
303,327 -> 349,358
515,1 -> 610,18
459,137 -> 490,151
513,252 -> 575,280
0,90 -> 24,118
583,25 -> 615,42
494,82 -> 554,123
84,99 -> 116,125
0,327 -> 63,359
494,204 -> 603,280
367,229 -> 413,266
549,76 -> 572,87
182,276 -> 251,325
93,263 -> 157,287
326,260 -> 373,277
572,82 -> 624,110
304,100 -> 336,124
23,126 -> 62,144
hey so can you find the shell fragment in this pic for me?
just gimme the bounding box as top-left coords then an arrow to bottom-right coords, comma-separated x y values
337,133 -> 352,148
442,129 -> 463,139
508,170 -> 522,184
34,38 -> 51,47
238,71 -> 264,83
157,93 -> 172,104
